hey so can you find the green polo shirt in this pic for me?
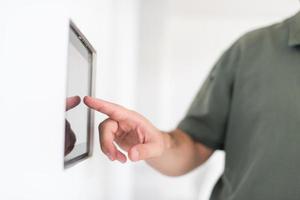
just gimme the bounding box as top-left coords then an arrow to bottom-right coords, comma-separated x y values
178,11 -> 300,200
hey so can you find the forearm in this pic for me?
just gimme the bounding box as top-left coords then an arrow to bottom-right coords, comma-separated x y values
146,129 -> 213,176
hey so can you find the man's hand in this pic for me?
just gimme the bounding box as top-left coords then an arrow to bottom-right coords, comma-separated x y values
84,96 -> 214,176
84,96 -> 167,163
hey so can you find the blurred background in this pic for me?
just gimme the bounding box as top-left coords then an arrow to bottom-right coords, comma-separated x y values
0,0 -> 299,199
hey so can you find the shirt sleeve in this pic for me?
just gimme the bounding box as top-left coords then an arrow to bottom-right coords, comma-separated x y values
177,42 -> 240,150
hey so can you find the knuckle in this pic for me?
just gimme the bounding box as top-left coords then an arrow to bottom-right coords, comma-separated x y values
98,118 -> 111,132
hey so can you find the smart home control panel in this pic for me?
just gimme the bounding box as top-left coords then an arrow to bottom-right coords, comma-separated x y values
64,21 -> 96,168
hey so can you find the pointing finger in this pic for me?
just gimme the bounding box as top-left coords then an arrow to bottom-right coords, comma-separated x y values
66,96 -> 81,111
84,96 -> 129,121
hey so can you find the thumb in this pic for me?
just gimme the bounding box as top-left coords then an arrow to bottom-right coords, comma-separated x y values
129,143 -> 163,162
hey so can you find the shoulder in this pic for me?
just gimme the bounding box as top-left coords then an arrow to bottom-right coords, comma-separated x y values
216,18 -> 290,73
233,18 -> 289,56
213,18 -> 290,79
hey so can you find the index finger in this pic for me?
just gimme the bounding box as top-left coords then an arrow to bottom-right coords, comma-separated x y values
66,96 -> 81,111
83,96 -> 129,121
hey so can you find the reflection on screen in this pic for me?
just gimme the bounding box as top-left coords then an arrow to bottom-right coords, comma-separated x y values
64,26 -> 92,166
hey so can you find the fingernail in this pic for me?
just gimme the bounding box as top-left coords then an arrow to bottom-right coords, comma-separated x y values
83,96 -> 90,104
131,149 -> 139,161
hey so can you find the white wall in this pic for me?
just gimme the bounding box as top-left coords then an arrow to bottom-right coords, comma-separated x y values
0,0 -> 139,199
0,0 -> 299,200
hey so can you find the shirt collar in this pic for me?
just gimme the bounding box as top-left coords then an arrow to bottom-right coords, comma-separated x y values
288,11 -> 300,47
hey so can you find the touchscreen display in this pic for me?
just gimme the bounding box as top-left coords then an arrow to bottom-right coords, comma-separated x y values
64,23 -> 94,167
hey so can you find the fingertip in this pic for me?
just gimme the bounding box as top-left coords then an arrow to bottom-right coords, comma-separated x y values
84,96 -> 103,109
74,96 -> 81,105
83,96 -> 97,109
83,96 -> 91,105
75,95 -> 81,100
66,96 -> 82,111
